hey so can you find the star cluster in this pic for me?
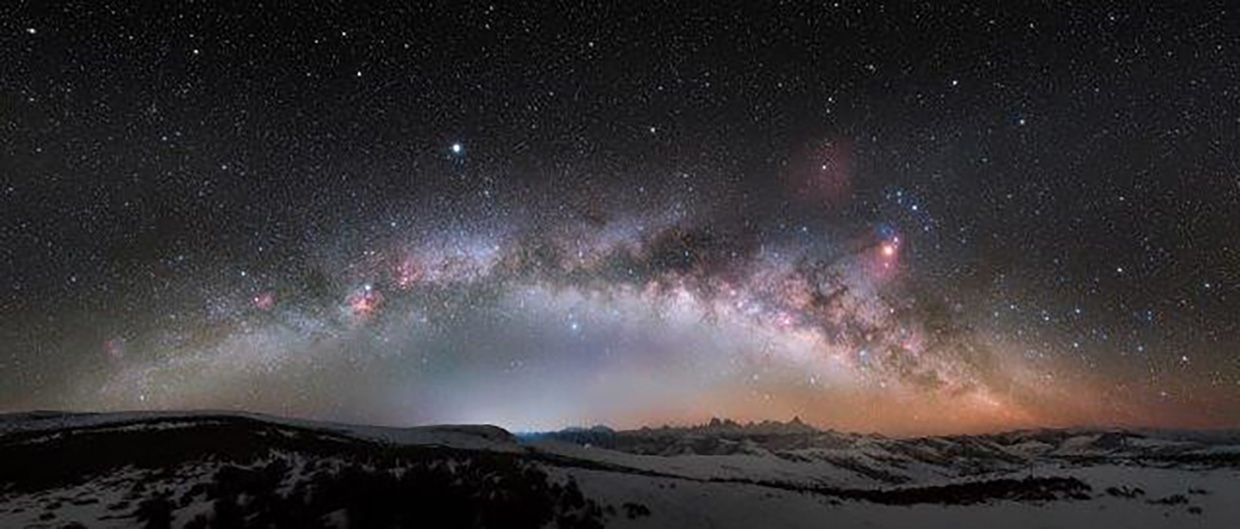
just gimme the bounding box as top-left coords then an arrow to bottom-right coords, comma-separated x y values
1,2 -> 1237,434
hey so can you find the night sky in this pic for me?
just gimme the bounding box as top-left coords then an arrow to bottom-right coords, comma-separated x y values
2,2 -> 1238,434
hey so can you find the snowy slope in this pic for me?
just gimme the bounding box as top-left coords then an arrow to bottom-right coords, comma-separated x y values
1,412 -> 1238,528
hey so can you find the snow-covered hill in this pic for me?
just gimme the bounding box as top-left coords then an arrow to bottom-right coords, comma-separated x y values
1,412 -> 1237,528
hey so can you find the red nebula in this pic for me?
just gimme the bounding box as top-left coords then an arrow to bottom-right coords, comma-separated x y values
252,291 -> 276,311
879,236 -> 900,263
867,234 -> 902,281
347,286 -> 384,319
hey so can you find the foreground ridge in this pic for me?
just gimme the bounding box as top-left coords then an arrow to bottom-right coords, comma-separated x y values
1,411 -> 1237,528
